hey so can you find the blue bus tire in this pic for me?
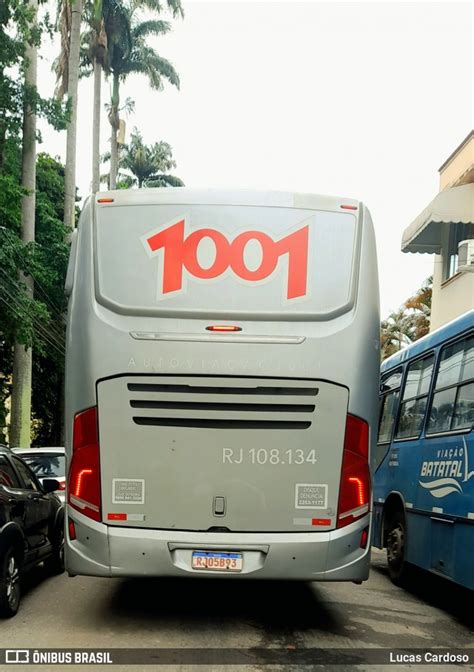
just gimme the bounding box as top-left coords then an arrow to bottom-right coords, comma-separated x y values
386,510 -> 410,586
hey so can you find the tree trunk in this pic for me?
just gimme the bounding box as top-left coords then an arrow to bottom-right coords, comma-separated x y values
91,58 -> 101,193
110,128 -> 118,189
109,73 -> 120,190
10,345 -> 33,447
9,0 -> 38,449
63,0 -> 83,231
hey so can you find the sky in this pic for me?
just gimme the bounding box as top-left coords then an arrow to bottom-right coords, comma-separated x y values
37,1 -> 473,318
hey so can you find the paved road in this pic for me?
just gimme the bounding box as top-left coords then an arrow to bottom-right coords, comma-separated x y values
0,549 -> 472,670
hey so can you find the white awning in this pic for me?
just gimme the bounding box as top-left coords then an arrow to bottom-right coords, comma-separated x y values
402,183 -> 474,253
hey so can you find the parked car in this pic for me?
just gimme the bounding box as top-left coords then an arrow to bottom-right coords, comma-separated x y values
0,447 -> 64,617
13,448 -> 66,503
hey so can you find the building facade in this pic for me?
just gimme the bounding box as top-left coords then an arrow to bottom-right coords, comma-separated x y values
402,131 -> 474,331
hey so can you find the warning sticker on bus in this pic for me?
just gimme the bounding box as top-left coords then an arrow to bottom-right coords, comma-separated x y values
112,479 -> 145,504
295,483 -> 328,509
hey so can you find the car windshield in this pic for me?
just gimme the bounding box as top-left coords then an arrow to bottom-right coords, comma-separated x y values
22,454 -> 65,478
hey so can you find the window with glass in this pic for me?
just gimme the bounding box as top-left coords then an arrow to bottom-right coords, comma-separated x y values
377,369 -> 402,444
395,355 -> 434,439
0,456 -> 20,489
443,223 -> 472,281
23,453 -> 65,478
427,335 -> 474,435
12,457 -> 40,491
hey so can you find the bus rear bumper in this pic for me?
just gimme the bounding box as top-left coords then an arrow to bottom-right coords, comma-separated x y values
65,510 -> 371,582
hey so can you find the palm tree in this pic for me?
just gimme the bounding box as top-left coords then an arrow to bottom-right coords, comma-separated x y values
380,309 -> 416,361
84,0 -> 183,192
106,0 -> 181,188
404,276 -> 432,341
85,0 -> 109,192
54,0 -> 83,231
103,127 -> 183,187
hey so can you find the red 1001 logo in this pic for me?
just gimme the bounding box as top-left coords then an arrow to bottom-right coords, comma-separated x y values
143,218 -> 310,300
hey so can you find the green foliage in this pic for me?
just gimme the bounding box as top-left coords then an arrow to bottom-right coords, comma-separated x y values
105,0 -> 181,134
380,277 -> 433,361
30,153 -> 70,445
35,153 -> 70,298
103,126 -> 184,188
0,0 -> 32,144
0,141 -> 23,231
0,139 -> 43,349
404,276 -> 432,341
0,148 -> 70,444
0,0 -> 69,155
36,94 -> 71,131
0,0 -> 74,444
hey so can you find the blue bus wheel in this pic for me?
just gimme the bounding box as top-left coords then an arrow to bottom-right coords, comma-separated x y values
386,510 -> 409,586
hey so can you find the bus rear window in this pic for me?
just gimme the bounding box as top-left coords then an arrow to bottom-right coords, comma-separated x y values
94,204 -> 357,318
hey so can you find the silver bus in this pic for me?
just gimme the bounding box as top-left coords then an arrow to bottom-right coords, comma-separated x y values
64,189 -> 379,581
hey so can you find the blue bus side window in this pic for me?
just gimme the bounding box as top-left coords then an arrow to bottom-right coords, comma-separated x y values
427,335 -> 474,435
378,392 -> 400,444
376,369 -> 402,467
453,382 -> 474,430
395,355 -> 434,440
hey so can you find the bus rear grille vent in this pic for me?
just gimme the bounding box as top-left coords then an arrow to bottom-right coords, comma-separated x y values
128,378 -> 318,430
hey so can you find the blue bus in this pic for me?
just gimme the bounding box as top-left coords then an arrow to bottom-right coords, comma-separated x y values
373,310 -> 474,588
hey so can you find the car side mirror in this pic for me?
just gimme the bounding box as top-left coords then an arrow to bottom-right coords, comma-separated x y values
42,478 -> 60,493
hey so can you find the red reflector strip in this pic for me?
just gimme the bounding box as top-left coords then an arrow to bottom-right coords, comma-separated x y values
68,520 -> 76,541
206,325 -> 242,332
340,204 -> 358,210
312,518 -> 331,526
107,513 -> 127,521
360,527 -> 369,549
97,197 -> 114,203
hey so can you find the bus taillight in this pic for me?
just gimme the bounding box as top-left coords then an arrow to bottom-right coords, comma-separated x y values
68,407 -> 102,522
337,414 -> 371,529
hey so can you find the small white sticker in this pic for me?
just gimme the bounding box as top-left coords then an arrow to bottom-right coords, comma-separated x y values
113,479 -> 145,504
295,483 -> 328,509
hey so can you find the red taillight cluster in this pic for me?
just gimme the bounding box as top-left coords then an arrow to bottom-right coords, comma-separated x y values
68,407 -> 101,522
337,414 -> 371,529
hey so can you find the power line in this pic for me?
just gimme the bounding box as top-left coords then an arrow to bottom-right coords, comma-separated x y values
0,288 -> 66,357
0,293 -> 66,354
0,278 -> 66,356
0,295 -> 65,359
0,227 -> 67,320
0,270 -> 66,347
2,237 -> 66,321
0,283 -> 65,352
